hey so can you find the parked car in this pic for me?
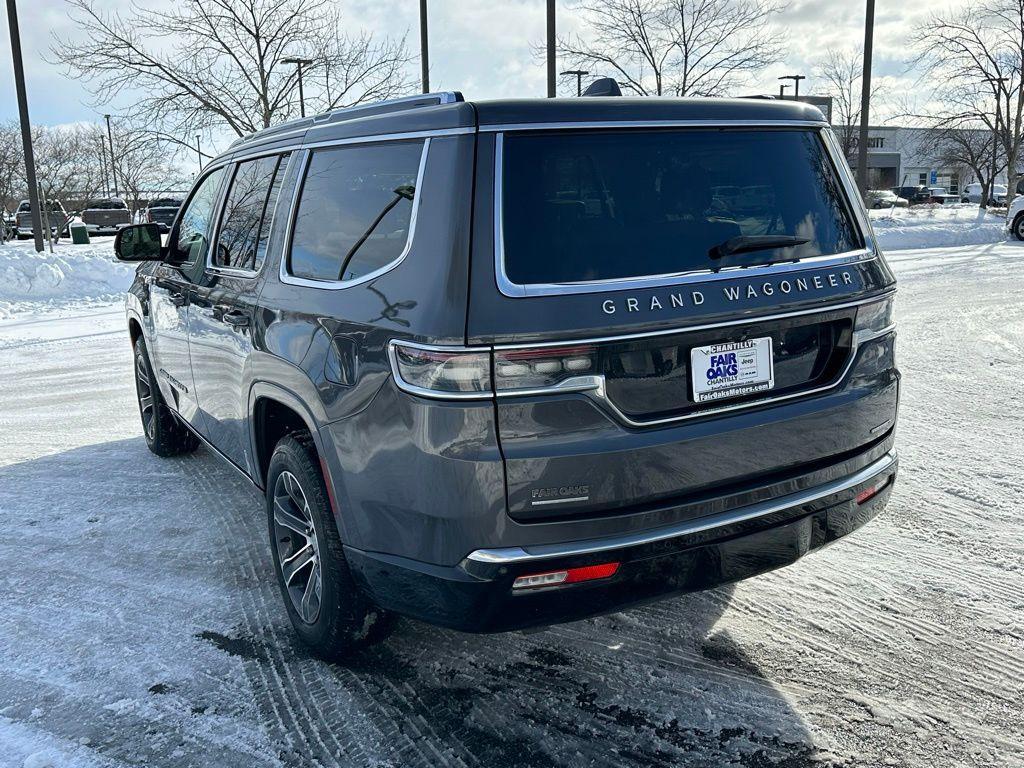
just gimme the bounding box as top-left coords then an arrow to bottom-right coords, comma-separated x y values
865,189 -> 908,209
891,185 -> 932,205
1004,194 -> 1024,239
14,199 -> 68,239
926,187 -> 960,205
962,182 -> 1008,206
81,197 -> 131,235
114,92 -> 899,660
143,197 -> 183,233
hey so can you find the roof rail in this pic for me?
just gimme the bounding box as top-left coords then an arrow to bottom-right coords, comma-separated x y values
229,91 -> 464,149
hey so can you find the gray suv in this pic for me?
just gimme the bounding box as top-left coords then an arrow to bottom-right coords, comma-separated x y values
114,92 -> 899,660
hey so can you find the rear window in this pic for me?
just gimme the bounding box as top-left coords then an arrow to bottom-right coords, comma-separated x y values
86,199 -> 127,210
288,140 -> 423,283
501,129 -> 861,286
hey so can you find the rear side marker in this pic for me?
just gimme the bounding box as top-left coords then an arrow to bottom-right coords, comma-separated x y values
855,475 -> 892,505
512,562 -> 620,590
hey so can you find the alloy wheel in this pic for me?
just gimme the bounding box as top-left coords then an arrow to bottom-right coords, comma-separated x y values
135,352 -> 156,441
272,470 -> 322,624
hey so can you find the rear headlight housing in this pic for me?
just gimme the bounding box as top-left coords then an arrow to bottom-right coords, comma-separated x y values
493,344 -> 598,392
389,341 -> 601,398
854,295 -> 895,339
389,342 -> 491,397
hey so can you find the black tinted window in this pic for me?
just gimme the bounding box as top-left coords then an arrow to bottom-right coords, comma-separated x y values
289,141 -> 423,282
215,154 -> 288,271
502,130 -> 861,285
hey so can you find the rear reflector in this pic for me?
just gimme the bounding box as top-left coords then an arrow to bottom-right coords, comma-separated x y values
512,562 -> 620,590
855,476 -> 891,505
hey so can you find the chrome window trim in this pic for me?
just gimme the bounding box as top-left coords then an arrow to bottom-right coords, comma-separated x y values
493,126 -> 875,299
481,119 -> 829,133
206,152 -> 295,278
462,450 -> 898,565
222,127 -> 472,167
279,137 -> 431,291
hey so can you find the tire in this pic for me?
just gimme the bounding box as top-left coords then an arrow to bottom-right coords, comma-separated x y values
267,434 -> 393,661
1012,213 -> 1024,241
133,336 -> 199,457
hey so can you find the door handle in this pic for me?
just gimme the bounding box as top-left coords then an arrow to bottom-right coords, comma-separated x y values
169,292 -> 188,307
219,308 -> 249,328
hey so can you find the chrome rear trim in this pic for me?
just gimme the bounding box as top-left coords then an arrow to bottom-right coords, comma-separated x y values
463,450 -> 897,565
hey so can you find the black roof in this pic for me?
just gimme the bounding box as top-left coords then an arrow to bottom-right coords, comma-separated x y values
222,93 -> 827,160
472,97 -> 827,126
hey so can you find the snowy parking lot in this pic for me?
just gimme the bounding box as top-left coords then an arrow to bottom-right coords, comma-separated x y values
1,231 -> 1022,767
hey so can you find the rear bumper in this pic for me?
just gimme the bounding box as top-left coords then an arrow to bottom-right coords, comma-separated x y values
346,449 -> 897,632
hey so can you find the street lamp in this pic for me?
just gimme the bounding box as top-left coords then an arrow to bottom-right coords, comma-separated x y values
282,57 -> 314,118
561,69 -> 590,97
419,0 -> 429,93
546,0 -> 556,98
777,74 -> 806,99
6,0 -> 44,252
104,114 -> 119,198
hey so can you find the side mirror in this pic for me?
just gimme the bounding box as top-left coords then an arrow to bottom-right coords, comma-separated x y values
114,223 -> 164,262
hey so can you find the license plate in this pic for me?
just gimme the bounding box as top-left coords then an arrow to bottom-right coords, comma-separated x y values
690,337 -> 774,403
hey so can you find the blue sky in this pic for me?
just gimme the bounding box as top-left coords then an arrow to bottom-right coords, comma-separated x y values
1,0 -> 964,157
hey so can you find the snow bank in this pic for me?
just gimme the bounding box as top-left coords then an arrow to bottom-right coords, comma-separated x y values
0,239 -> 135,319
869,204 -> 1007,252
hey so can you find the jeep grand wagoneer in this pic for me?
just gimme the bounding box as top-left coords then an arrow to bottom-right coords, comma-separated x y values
115,92 -> 898,659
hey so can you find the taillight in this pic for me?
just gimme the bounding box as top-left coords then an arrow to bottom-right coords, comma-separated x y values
493,344 -> 598,392
512,562 -> 620,590
854,296 -> 895,340
388,342 -> 491,397
855,475 -> 891,505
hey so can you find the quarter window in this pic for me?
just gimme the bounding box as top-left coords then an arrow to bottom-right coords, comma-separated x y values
215,153 -> 290,271
288,140 -> 424,283
174,167 -> 225,265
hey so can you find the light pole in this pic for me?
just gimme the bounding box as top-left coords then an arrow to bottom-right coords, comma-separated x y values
282,57 -> 314,117
778,83 -> 790,99
419,0 -> 429,93
984,76 -> 1009,207
104,114 -> 119,198
6,0 -> 44,252
196,135 -> 203,171
778,74 -> 806,99
855,0 -> 875,195
546,0 -> 556,98
561,69 -> 589,96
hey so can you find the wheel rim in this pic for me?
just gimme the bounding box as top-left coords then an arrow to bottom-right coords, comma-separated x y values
1016,217 -> 1024,239
135,352 -> 157,441
272,470 -> 322,624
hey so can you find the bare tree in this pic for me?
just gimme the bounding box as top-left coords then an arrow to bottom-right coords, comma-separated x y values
0,122 -> 23,214
558,0 -> 786,97
926,127 -> 1003,198
52,0 -> 414,139
104,120 -> 188,216
911,0 -> 1024,207
814,48 -> 883,163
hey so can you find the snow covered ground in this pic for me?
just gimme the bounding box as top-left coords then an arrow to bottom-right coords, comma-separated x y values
0,238 -> 134,321
1,229 -> 1023,767
869,204 -> 1008,251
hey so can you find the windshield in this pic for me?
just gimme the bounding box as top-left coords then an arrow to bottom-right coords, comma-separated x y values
501,128 -> 862,285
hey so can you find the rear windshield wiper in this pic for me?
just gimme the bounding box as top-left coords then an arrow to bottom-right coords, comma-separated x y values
709,235 -> 810,260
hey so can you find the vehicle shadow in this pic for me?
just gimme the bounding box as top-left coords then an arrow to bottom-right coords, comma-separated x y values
0,438 -> 820,768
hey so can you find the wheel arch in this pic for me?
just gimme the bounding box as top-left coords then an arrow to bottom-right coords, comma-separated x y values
249,382 -> 329,493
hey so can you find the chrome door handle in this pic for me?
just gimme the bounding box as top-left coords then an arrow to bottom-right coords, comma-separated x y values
219,309 -> 249,327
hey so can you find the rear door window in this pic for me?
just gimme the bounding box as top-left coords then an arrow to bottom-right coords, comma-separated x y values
214,153 -> 289,272
288,140 -> 424,283
500,129 -> 862,286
